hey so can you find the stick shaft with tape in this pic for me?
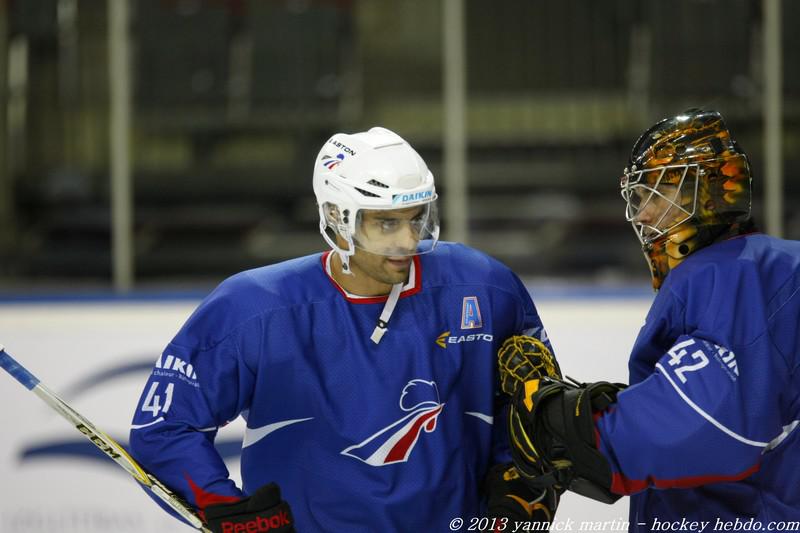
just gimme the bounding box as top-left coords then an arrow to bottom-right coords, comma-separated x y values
0,345 -> 211,532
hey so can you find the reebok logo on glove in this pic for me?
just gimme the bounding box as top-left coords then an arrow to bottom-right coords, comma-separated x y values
219,510 -> 292,533
205,483 -> 295,533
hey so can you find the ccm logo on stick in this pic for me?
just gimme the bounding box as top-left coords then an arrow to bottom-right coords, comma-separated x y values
76,423 -> 121,459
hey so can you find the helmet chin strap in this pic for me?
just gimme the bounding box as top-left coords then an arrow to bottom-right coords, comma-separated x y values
335,221 -> 355,275
327,242 -> 404,345
370,282 -> 403,344
318,212 -> 356,276
337,249 -> 353,275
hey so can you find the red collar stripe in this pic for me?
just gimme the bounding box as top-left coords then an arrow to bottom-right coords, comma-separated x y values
320,251 -> 422,304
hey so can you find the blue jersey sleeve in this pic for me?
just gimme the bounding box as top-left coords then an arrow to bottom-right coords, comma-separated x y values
129,291 -> 258,516
596,333 -> 786,494
514,273 -> 553,353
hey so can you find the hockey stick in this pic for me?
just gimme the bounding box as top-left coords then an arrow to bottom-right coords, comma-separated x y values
0,345 -> 212,532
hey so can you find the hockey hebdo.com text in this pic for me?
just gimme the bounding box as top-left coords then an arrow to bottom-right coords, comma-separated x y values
646,517 -> 800,532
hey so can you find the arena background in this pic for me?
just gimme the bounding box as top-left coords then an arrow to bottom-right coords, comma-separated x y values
0,0 -> 797,531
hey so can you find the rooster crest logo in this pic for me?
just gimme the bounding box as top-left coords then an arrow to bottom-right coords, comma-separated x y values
322,153 -> 345,170
341,379 -> 444,466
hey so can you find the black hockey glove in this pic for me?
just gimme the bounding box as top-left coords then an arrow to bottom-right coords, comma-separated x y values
204,483 -> 295,533
485,462 -> 559,528
509,377 -> 626,504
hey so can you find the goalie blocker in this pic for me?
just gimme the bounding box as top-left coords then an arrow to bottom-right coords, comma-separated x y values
509,377 -> 626,504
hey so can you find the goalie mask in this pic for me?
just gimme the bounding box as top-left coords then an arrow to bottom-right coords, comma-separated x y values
312,127 -> 440,273
620,109 -> 752,290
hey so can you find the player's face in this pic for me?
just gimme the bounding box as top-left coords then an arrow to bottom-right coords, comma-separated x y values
354,206 -> 428,257
632,183 -> 684,235
330,206 -> 425,295
350,207 -> 425,285
623,166 -> 695,243
348,246 -> 413,288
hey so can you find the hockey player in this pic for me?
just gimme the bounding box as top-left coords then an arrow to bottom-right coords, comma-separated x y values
130,127 -> 556,532
502,109 -> 800,528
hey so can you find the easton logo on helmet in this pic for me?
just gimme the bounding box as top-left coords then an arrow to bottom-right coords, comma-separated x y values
327,139 -> 357,156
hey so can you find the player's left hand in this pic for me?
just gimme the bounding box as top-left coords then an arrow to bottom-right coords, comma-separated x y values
485,463 -> 558,527
497,335 -> 561,396
204,483 -> 295,533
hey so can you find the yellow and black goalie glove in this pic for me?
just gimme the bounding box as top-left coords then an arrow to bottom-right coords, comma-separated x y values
497,335 -> 564,493
498,335 -> 624,504
510,375 -> 626,504
497,335 -> 561,397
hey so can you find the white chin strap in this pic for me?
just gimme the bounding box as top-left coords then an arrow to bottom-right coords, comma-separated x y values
337,249 -> 354,275
370,282 -> 403,344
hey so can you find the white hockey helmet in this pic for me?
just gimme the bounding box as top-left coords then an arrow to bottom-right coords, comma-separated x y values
313,127 -> 440,272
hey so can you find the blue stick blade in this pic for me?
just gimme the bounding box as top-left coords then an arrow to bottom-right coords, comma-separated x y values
0,347 -> 41,390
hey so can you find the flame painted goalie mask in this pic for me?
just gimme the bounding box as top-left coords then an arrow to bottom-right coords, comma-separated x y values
620,109 -> 753,290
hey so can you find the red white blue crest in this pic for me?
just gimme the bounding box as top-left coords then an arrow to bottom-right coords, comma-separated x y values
322,153 -> 345,170
340,380 -> 444,466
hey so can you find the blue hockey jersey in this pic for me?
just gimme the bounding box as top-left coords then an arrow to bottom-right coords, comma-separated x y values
595,234 -> 800,530
130,242 -> 551,532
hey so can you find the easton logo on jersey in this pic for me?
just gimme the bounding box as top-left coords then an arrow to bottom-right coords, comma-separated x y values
461,296 -> 482,329
341,379 -> 444,466
436,331 -> 493,349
